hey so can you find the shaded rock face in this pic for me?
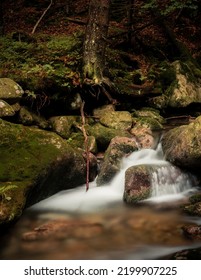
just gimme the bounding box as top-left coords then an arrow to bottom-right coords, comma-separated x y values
0,78 -> 23,118
49,115 -> 79,139
96,136 -> 138,186
169,247 -> 201,260
150,60 -> 201,109
124,165 -> 152,203
0,119 -> 96,226
162,116 -> 201,174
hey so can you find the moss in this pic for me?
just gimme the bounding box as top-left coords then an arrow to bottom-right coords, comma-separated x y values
0,119 -> 70,182
189,193 -> 201,204
0,34 -> 82,92
133,116 -> 163,130
87,123 -> 131,150
123,188 -> 150,203
0,182 -> 28,225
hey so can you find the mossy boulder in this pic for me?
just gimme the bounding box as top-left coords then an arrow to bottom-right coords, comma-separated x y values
162,116 -> 201,173
0,78 -> 24,103
0,119 -> 95,226
49,115 -> 79,139
68,133 -> 97,154
149,60 -> 201,109
130,109 -> 164,149
0,100 -> 16,117
99,110 -> 132,131
96,136 -> 138,186
18,106 -> 50,129
87,123 -> 131,150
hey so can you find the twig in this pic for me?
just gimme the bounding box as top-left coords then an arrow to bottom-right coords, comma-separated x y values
31,0 -> 53,34
66,17 -> 87,25
80,101 -> 90,191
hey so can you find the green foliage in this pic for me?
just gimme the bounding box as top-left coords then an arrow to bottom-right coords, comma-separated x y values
0,34 -> 82,93
142,0 -> 199,15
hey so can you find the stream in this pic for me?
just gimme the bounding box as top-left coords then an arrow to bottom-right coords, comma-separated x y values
1,145 -> 201,260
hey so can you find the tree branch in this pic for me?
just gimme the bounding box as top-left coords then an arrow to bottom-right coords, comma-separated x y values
80,101 -> 90,191
31,0 -> 53,34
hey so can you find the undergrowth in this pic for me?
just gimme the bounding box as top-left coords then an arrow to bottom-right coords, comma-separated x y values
0,33 -> 83,93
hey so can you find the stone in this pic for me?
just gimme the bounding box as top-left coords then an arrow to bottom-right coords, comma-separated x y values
0,100 -> 16,117
49,115 -> 78,139
124,165 -> 152,203
0,78 -> 24,103
19,106 -> 50,129
162,116 -> 201,173
0,119 -> 97,226
99,110 -> 132,130
96,136 -> 138,185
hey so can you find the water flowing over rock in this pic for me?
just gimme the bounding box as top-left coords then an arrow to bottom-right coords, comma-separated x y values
0,119 -> 97,226
96,136 -> 138,186
124,165 -> 152,203
123,147 -> 196,204
162,116 -> 201,174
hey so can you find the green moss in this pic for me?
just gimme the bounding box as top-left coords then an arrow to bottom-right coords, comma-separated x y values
0,34 -> 82,92
123,188 -> 150,203
0,182 -> 28,225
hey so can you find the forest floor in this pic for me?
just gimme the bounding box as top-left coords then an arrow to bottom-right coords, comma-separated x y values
3,0 -> 201,63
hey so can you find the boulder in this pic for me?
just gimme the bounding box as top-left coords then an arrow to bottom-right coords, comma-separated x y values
123,165 -> 152,203
0,119 -> 97,226
19,107 -> 50,129
96,136 -> 138,185
150,61 -> 201,109
162,116 -> 201,173
87,123 -> 131,150
99,110 -> 132,131
49,115 -> 79,139
0,100 -> 16,117
130,108 -> 164,149
0,78 -> 24,103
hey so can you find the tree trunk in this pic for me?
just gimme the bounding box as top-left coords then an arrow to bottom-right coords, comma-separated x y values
83,0 -> 111,84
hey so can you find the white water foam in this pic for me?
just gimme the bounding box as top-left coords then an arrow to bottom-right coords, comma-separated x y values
30,144 -> 196,213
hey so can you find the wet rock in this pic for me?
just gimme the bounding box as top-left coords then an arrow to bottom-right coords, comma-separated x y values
0,119 -> 96,226
162,116 -> 201,174
130,108 -> 164,149
169,247 -> 201,260
182,225 -> 201,240
96,136 -> 138,185
130,126 -> 160,149
124,165 -> 152,203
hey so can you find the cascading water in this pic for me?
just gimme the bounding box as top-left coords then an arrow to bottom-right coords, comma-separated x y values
30,143 -> 196,213
2,143 -> 200,261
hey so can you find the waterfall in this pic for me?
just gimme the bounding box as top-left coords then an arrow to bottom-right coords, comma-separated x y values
30,144 -> 196,213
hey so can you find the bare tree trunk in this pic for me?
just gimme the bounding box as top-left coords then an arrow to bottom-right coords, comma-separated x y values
83,0 -> 111,84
